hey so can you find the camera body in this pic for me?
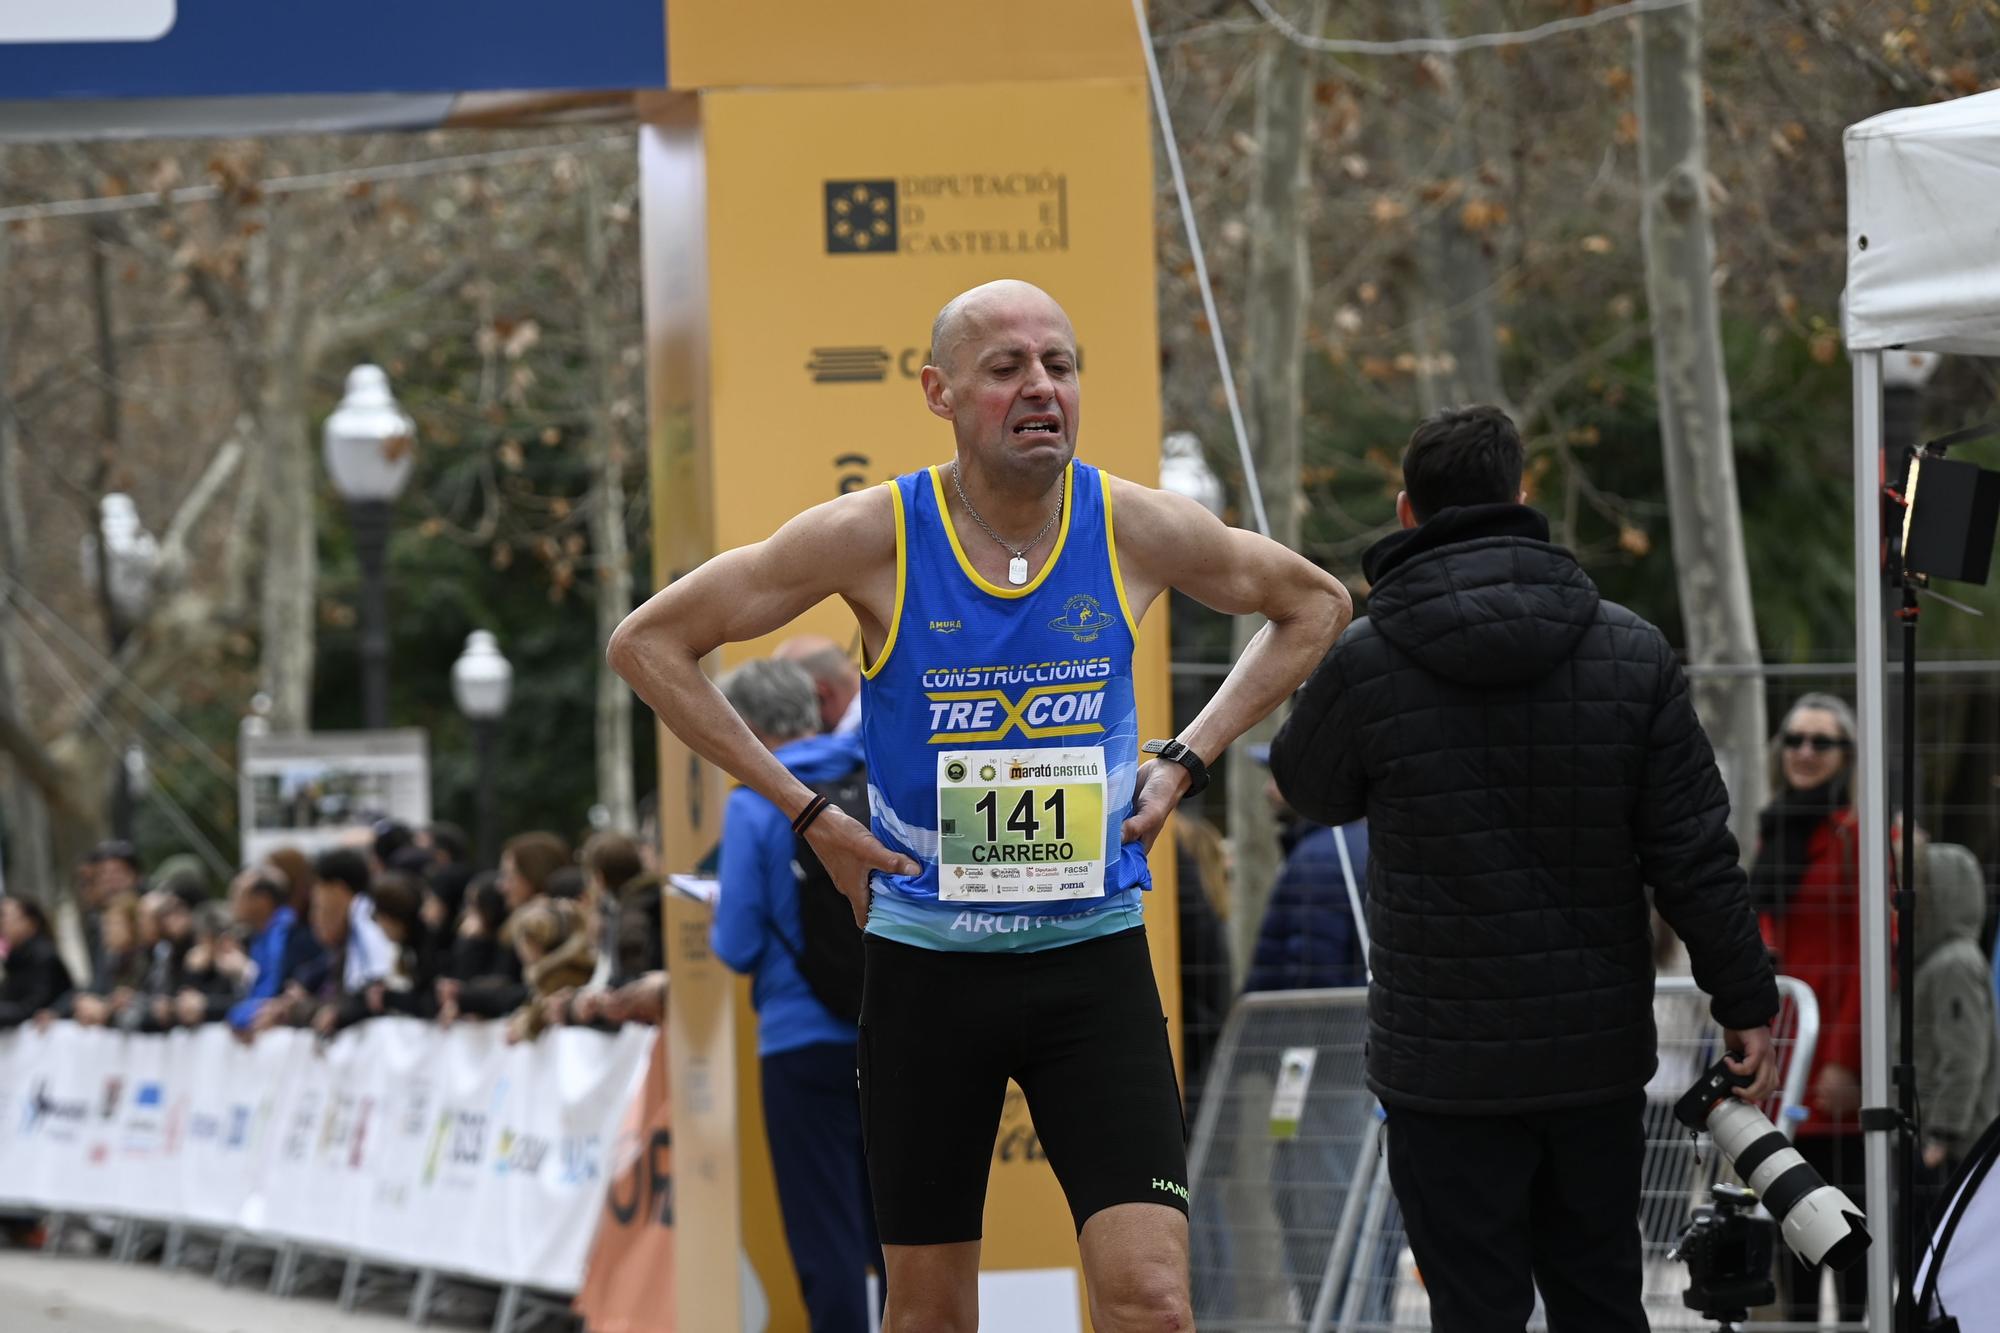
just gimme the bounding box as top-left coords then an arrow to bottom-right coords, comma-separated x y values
1675,1054 -> 1871,1273
1673,1182 -> 1777,1324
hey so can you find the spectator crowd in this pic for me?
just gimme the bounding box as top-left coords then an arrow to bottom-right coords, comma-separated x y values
0,819 -> 668,1045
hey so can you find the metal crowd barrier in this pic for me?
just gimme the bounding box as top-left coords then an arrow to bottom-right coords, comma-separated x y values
1188,976 -> 1829,1333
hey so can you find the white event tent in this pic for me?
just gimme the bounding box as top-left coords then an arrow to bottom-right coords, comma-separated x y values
1843,85 -> 2000,1333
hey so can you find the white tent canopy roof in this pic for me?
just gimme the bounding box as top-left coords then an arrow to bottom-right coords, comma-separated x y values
1844,86 -> 2000,355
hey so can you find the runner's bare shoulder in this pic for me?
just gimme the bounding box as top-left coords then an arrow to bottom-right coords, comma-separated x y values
762,481 -> 900,618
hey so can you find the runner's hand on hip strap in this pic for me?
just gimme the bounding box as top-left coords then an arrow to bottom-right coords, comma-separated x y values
805,803 -> 921,928
1120,758 -> 1190,855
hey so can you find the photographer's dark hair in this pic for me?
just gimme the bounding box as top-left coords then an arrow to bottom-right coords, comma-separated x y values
1402,404 -> 1525,522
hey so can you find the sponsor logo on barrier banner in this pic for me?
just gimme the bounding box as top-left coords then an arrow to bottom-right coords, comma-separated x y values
559,1134 -> 603,1188
425,1107 -> 490,1187
20,1080 -> 88,1140
494,1127 -> 551,1177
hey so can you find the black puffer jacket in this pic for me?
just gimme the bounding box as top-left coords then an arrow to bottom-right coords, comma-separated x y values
1271,505 -> 1778,1114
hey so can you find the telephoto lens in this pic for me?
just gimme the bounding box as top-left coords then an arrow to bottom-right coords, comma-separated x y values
1675,1054 -> 1871,1272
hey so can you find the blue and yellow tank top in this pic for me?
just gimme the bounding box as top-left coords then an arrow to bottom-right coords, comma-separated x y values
861,460 -> 1150,953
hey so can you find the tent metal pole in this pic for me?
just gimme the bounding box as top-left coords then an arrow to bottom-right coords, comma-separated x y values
1853,348 -> 1895,1333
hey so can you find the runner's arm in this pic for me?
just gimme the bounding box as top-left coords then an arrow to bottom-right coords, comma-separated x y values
1114,480 -> 1351,771
608,489 -> 886,821
1110,480 -> 1351,845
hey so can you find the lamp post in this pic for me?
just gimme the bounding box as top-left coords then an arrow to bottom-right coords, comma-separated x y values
323,365 -> 415,731
451,630 -> 512,870
83,493 -> 158,840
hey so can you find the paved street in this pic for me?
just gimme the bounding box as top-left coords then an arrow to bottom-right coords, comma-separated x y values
0,1250 -> 421,1333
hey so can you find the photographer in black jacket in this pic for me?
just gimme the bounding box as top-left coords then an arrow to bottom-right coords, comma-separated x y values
1271,405 -> 1780,1332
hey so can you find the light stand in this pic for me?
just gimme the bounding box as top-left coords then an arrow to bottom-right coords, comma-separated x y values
1883,420 -> 2000,1333
451,630 -> 512,871
323,365 -> 416,732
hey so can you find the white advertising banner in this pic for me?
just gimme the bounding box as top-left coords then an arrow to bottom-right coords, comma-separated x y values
0,1018 -> 654,1293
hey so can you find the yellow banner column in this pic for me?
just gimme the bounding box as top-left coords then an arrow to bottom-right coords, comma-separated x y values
642,10 -> 1174,1329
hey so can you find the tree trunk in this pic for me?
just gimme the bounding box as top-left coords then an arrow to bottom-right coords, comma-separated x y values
1227,0 -> 1326,981
0,205 -> 59,899
582,163 -> 637,833
1635,0 -> 1767,837
1408,0 -> 1508,413
255,215 -> 319,735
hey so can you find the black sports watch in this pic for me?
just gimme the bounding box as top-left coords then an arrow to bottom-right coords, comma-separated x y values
1141,738 -> 1211,797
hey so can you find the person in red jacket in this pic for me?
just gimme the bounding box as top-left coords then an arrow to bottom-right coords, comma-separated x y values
1748,691 -> 1866,1322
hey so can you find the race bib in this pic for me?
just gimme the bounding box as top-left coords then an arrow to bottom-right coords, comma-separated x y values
935,746 -> 1107,902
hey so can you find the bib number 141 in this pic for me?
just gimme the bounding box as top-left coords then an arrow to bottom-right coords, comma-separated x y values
935,746 -> 1108,903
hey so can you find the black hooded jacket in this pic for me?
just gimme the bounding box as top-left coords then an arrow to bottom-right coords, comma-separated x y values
1271,505 -> 1778,1113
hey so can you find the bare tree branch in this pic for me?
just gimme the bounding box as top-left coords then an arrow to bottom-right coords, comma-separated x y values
1772,0 -> 1922,97
1514,323 -> 1647,432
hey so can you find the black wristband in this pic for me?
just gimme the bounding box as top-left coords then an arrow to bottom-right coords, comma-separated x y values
1141,738 -> 1211,798
791,793 -> 832,835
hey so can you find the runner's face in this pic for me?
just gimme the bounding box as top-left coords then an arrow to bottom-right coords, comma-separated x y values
946,295 -> 1079,486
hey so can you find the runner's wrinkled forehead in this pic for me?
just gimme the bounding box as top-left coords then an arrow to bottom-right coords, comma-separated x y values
928,279 -> 1078,375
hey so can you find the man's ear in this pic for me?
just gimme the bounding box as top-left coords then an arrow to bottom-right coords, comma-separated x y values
920,365 -> 954,421
1396,491 -> 1419,530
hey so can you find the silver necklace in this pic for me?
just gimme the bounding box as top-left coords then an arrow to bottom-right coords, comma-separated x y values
950,462 -> 1062,585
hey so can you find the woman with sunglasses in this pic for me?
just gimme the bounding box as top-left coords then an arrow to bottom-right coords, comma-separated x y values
1748,691 -> 1867,1322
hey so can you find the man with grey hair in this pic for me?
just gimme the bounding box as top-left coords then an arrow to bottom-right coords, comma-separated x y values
774,633 -> 863,735
713,656 -> 880,1333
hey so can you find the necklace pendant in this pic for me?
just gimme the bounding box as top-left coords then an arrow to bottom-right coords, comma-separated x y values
1008,556 -> 1029,585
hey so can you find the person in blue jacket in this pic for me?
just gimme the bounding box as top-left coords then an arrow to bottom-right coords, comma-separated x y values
228,864 -> 324,1034
712,657 -> 881,1333
1244,815 -> 1369,995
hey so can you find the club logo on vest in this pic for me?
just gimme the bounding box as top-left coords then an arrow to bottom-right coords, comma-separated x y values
1049,594 -> 1116,643
928,618 -> 963,634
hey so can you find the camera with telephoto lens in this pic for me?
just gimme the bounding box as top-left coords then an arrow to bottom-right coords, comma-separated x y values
1672,1182 -> 1776,1325
1674,1053 -> 1871,1272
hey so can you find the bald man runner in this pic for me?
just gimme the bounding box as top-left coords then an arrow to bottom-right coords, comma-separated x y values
610,279 -> 1351,1333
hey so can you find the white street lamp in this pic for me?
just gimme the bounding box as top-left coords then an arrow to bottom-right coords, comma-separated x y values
323,365 -> 416,501
452,630 -> 512,868
80,492 -> 158,840
324,365 -> 416,730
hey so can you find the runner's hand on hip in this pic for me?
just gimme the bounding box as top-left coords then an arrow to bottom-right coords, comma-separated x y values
805,802 -> 920,929
1120,758 -> 1191,855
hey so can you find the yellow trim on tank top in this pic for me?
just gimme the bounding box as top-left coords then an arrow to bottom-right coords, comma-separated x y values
1100,469 -> 1140,638
861,480 -> 906,680
926,461 -> 1074,599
